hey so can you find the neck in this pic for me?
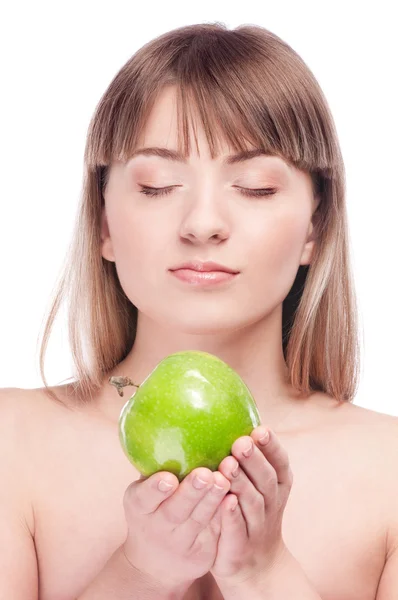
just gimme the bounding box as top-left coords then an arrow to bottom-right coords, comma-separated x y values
101,304 -> 315,430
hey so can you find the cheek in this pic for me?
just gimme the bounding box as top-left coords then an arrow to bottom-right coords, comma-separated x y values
106,206 -> 168,297
250,208 -> 308,258
108,202 -> 167,260
247,210 -> 309,294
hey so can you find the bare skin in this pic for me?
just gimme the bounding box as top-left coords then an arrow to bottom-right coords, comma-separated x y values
6,382 -> 397,600
4,86 -> 397,598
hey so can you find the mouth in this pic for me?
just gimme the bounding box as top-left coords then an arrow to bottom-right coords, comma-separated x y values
169,260 -> 239,275
169,265 -> 239,287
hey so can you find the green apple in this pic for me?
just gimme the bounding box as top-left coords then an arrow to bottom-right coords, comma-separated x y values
118,350 -> 261,481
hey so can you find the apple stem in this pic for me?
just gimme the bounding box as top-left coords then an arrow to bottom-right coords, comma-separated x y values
108,376 -> 140,397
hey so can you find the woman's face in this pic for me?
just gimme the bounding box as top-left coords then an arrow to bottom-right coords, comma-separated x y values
101,86 -> 318,334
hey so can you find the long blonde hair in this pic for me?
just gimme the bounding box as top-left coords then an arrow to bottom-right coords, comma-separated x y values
38,22 -> 361,404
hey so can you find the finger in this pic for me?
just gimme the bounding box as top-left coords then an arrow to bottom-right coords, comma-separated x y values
251,427 -> 293,487
174,471 -> 230,550
124,471 -> 179,515
219,449 -> 267,536
209,502 -> 222,537
221,493 -> 247,540
231,436 -> 278,503
161,467 -> 215,526
217,494 -> 247,568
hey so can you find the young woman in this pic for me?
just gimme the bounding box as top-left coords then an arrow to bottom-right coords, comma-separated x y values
1,22 -> 397,600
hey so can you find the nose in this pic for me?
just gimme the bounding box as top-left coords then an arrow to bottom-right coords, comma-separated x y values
178,186 -> 230,245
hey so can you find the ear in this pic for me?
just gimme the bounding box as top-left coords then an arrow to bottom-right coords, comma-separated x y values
100,208 -> 115,262
300,203 -> 320,266
299,225 -> 316,266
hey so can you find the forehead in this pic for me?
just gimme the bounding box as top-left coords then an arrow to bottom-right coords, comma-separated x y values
126,86 -> 296,178
133,86 -> 257,160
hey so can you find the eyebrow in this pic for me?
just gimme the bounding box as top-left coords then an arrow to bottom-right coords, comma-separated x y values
128,146 -> 278,166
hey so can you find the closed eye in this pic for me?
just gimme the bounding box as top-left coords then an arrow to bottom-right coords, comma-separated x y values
138,185 -> 277,198
139,185 -> 179,197
236,186 -> 278,198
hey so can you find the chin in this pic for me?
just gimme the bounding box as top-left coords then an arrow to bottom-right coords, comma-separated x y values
135,295 -> 274,335
178,322 -> 240,335
160,311 -> 251,336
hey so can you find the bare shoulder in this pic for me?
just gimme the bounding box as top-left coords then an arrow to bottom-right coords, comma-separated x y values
336,400 -> 398,543
0,383 -> 65,454
0,384 -> 36,413
0,386 -> 43,535
0,383 -> 74,433
0,385 -> 43,441
305,394 -> 398,504
0,382 -> 108,523
0,383 -> 86,476
336,399 -> 398,442
325,398 -> 398,465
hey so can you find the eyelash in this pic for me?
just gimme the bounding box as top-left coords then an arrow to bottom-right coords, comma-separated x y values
139,186 -> 277,198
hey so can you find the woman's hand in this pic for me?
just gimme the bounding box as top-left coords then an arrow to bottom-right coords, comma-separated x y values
122,466 -> 231,591
210,426 -> 293,585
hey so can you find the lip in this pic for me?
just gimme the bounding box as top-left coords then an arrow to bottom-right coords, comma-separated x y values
169,260 -> 239,274
170,269 -> 238,286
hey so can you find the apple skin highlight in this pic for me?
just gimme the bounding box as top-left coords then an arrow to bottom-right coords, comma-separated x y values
119,350 -> 261,481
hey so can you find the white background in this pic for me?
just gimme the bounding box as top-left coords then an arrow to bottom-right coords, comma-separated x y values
0,1 -> 397,415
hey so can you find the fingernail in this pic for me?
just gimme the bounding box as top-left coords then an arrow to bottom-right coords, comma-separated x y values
212,482 -> 225,493
193,476 -> 210,489
158,480 -> 173,492
231,462 -> 240,477
258,430 -> 270,445
242,441 -> 253,457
